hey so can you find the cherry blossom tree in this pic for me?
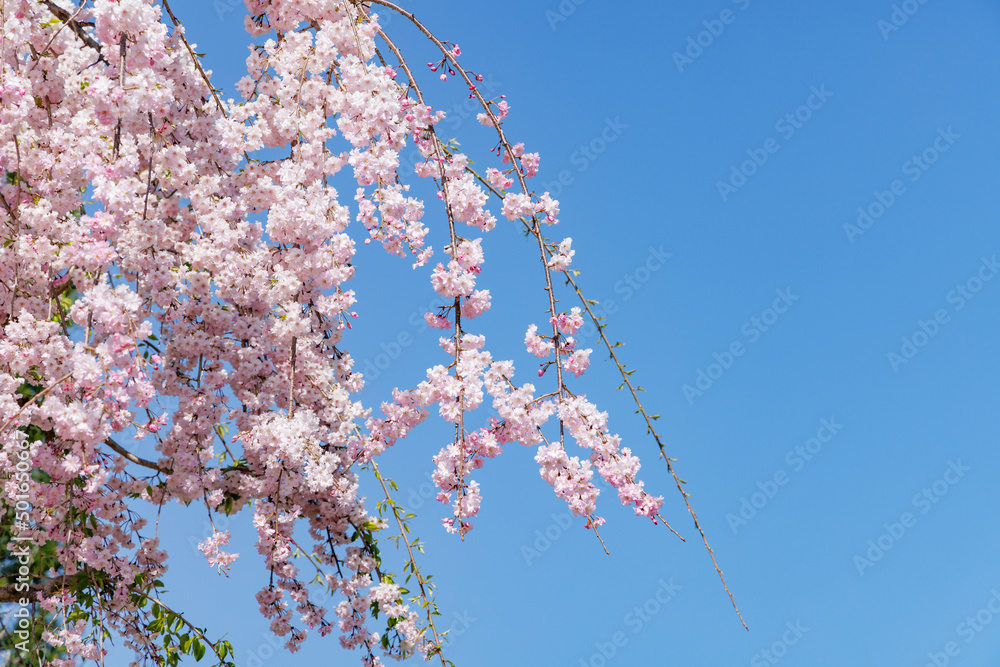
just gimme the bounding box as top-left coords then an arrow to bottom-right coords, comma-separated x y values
0,0 -> 742,663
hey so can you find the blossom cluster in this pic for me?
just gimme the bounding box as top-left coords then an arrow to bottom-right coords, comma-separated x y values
0,0 -> 669,662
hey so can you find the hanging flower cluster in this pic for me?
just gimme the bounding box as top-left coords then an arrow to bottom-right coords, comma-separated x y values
0,0 -> 742,663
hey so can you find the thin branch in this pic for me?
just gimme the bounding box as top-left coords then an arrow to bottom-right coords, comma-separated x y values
159,0 -> 228,118
41,0 -> 103,54
113,33 -> 126,158
0,372 -> 73,439
104,437 -> 172,474
565,271 -> 747,629
0,577 -> 63,604
288,336 -> 297,417
370,461 -> 448,666
359,0 -> 745,629
142,112 -> 155,220
31,0 -> 91,71
147,597 -> 234,665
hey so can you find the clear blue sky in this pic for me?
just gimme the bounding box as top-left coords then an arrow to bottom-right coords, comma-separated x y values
124,1 -> 1000,665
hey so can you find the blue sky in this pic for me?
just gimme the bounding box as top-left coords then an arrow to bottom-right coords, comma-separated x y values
120,1 -> 1000,665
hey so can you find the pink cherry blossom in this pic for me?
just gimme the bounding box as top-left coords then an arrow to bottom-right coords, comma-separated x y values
0,0 -> 735,661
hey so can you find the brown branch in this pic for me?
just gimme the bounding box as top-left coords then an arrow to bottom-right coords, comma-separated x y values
359,0 -> 746,630
104,437 -> 172,474
142,112 -> 155,220
113,33 -> 126,158
159,0 -> 228,119
0,576 -> 66,604
0,373 -> 73,439
41,0 -> 103,54
288,336 -> 297,417
565,272 -> 747,630
31,0 -> 90,73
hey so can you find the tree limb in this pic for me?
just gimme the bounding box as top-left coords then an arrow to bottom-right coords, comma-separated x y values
41,0 -> 103,53
0,574 -> 68,604
104,437 -> 172,474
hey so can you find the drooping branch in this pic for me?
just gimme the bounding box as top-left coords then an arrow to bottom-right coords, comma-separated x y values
564,271 -> 747,630
0,0 -> 747,659
358,0 -> 746,630
159,0 -> 229,119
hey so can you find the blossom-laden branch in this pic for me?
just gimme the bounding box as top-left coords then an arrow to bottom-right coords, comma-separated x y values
0,0 -> 743,664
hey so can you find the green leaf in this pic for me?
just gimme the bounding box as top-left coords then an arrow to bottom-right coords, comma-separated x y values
192,639 -> 206,661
